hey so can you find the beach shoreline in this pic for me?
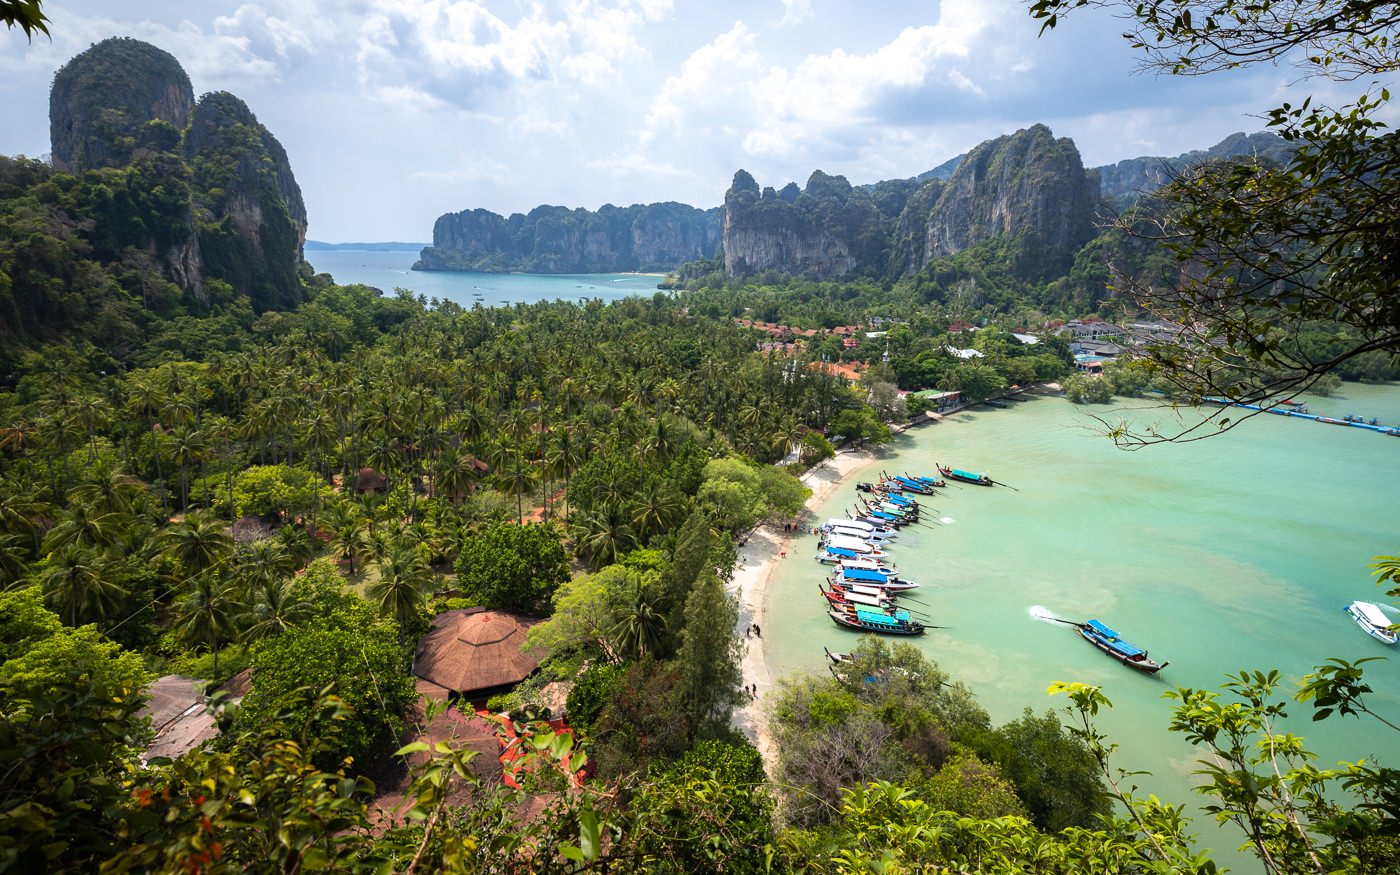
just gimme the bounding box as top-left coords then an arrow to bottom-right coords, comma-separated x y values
728,444 -> 889,768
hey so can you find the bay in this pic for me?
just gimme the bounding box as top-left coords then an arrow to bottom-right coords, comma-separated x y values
766,383 -> 1400,871
305,249 -> 665,307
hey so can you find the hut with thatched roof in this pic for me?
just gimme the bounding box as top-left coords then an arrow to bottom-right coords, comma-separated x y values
354,467 -> 389,494
413,608 -> 545,703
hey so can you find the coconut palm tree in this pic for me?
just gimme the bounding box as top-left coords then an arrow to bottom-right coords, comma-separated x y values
38,546 -> 126,627
612,583 -> 667,660
239,577 -> 312,643
235,539 -> 294,595
631,480 -> 684,543
328,513 -> 369,574
368,543 -> 432,629
571,505 -> 637,570
69,466 -> 146,516
156,513 -> 234,579
170,575 -> 242,676
42,504 -> 125,554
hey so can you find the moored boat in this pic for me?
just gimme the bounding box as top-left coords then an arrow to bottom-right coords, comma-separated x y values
938,465 -> 994,486
1077,619 -> 1167,673
828,606 -> 925,636
1345,601 -> 1398,645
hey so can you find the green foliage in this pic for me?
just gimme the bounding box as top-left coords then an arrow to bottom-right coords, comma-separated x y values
917,751 -> 1028,820
565,661 -> 626,731
676,568 -> 744,736
625,738 -> 774,873
220,463 -> 327,519
968,707 -> 1111,831
1063,371 -> 1115,403
233,618 -> 413,773
453,521 -> 569,615
696,455 -> 811,533
0,589 -> 151,871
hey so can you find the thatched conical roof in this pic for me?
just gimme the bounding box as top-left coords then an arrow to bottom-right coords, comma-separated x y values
413,609 -> 544,695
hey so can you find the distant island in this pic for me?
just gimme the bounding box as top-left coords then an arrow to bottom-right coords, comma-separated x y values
305,241 -> 428,252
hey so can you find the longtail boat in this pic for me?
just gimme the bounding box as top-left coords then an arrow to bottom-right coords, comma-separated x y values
1077,620 -> 1167,673
938,465 -> 994,486
828,606 -> 925,635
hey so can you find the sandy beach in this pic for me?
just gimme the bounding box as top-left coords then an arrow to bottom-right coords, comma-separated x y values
728,445 -> 889,769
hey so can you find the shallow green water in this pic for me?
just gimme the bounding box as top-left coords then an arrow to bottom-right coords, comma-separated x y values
766,384 -> 1400,870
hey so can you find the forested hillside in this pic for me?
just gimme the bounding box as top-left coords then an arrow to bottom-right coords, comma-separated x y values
0,38 -> 308,377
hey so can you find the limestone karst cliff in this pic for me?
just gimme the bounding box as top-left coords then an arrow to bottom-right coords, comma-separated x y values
721,170 -> 893,280
184,91 -> 308,311
41,39 -> 308,313
416,202 -> 721,273
905,124 -> 1097,279
49,37 -> 194,173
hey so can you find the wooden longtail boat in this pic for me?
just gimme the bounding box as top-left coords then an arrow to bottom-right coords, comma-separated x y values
827,606 -> 925,636
1077,619 -> 1168,673
938,465 -> 994,486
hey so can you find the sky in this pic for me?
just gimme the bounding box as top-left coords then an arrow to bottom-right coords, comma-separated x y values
0,0 -> 1359,241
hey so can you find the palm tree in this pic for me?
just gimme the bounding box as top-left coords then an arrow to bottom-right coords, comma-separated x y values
167,426 -> 206,510
170,575 -> 242,676
156,514 -> 234,579
571,505 -> 637,570
38,547 -> 126,627
631,480 -> 683,543
69,466 -> 146,516
239,577 -> 312,642
70,394 -> 111,461
369,544 -> 432,629
0,534 -> 27,586
236,539 -> 294,594
42,504 -> 125,554
436,452 -> 483,505
328,514 -> 368,574
612,584 -> 667,660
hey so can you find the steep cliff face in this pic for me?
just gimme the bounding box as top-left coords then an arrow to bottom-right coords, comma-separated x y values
416,202 -> 720,273
722,170 -> 887,279
49,38 -> 194,173
914,124 -> 1096,278
44,40 -> 307,313
181,92 -> 307,311
1092,131 -> 1291,205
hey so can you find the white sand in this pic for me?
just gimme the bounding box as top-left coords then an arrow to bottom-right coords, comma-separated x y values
728,446 -> 887,770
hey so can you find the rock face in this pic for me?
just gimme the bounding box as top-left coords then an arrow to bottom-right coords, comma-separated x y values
184,92 -> 308,310
909,124 -> 1096,277
50,38 -> 194,172
723,126 -> 1095,281
45,39 -> 307,312
1092,131 -> 1291,205
722,170 -> 890,279
416,202 -> 721,273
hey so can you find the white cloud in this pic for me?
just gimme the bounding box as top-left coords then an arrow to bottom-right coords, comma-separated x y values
642,21 -> 762,142
408,154 -> 515,185
779,0 -> 813,26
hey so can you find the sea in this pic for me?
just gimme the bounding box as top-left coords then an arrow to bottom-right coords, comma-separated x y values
766,384 -> 1400,872
305,249 -> 665,307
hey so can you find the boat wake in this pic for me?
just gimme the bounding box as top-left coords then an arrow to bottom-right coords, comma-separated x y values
1029,605 -> 1065,625
940,516 -> 955,525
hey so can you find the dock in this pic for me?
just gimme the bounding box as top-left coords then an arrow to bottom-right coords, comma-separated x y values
1204,397 -> 1400,437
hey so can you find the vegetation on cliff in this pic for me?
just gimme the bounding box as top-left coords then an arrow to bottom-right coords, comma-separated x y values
416,201 -> 721,273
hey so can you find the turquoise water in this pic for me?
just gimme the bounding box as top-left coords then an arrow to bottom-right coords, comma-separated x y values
306,249 -> 664,307
767,384 -> 1400,870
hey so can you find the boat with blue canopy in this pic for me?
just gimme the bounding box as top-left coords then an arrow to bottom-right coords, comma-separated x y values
938,465 -> 994,486
828,606 -> 925,636
1077,619 -> 1167,673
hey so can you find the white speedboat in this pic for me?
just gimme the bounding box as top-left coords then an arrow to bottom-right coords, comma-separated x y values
1345,601 -> 1397,645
